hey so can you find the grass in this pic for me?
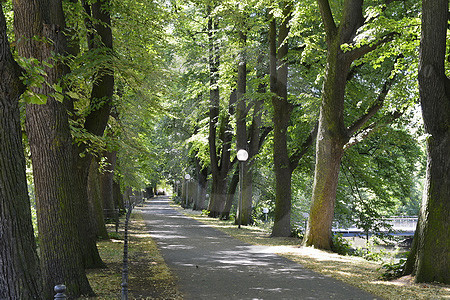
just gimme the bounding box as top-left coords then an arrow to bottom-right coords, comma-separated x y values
81,212 -> 182,299
176,204 -> 450,300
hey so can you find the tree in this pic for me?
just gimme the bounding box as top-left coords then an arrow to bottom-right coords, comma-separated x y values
304,0 -> 409,249
404,0 -> 450,284
269,1 -> 294,236
13,0 -> 94,297
269,1 -> 319,236
207,6 -> 235,217
68,0 -> 114,268
87,157 -> 109,239
0,3 -> 42,298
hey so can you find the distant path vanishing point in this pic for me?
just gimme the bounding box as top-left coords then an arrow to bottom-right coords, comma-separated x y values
137,196 -> 378,300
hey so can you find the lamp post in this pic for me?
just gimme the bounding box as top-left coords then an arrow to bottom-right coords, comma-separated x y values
175,180 -> 180,197
236,149 -> 248,228
184,174 -> 191,208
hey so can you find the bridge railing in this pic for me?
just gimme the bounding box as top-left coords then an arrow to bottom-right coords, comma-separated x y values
332,216 -> 418,234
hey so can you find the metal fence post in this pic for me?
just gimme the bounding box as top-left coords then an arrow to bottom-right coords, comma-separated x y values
122,202 -> 133,300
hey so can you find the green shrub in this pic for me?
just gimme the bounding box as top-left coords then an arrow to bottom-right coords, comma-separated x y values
331,233 -> 353,255
364,248 -> 390,261
379,259 -> 406,280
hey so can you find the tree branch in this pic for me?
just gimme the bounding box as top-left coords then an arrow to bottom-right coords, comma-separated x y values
258,126 -> 272,150
347,55 -> 401,137
340,0 -> 364,42
344,110 -> 403,149
316,0 -> 337,39
348,32 -> 397,62
289,122 -> 319,170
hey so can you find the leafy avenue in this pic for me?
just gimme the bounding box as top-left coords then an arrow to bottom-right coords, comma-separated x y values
0,0 -> 448,298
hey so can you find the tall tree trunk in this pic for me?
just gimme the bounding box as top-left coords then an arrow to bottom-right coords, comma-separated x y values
207,83 -> 234,216
207,12 -> 234,217
209,172 -> 228,216
100,151 -> 117,217
194,157 -> 208,211
14,0 -> 94,297
235,29 -> 252,224
71,0 -> 114,268
270,4 -> 294,237
87,159 -> 109,239
404,0 -> 450,284
303,39 -> 349,249
113,180 -> 124,211
73,159 -> 105,268
304,0 -> 393,250
241,89 -> 265,225
0,6 -> 42,298
222,166 -> 239,219
232,50 -> 267,223
207,11 -> 220,215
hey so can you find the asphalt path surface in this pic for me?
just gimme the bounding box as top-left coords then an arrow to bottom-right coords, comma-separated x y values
137,196 -> 378,300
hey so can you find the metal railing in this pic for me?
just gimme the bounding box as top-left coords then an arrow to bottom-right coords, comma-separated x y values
54,195 -> 145,300
332,216 -> 418,236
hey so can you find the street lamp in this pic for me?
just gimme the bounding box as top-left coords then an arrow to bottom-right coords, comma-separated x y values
184,174 -> 191,208
175,180 -> 180,197
237,149 -> 248,228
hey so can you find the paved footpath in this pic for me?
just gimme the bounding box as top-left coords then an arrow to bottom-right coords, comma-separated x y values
137,196 -> 378,300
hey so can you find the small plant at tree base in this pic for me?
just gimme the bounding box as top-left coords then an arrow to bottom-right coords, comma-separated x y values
379,259 -> 407,280
201,209 -> 210,216
172,195 -> 182,204
331,233 -> 353,255
291,227 -> 304,240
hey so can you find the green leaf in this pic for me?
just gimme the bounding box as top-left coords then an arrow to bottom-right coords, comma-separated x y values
53,92 -> 64,103
53,83 -> 63,93
67,91 -> 81,100
25,91 -> 48,104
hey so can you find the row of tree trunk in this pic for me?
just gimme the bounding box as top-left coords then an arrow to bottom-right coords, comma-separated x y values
194,0 -> 449,284
0,0 -> 132,298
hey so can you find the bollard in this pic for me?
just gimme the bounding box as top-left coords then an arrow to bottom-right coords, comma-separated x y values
54,284 -> 67,300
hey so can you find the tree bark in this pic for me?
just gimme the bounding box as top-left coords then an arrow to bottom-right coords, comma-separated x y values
70,0 -> 114,268
206,10 -> 235,217
235,28 -> 253,224
207,11 -> 225,216
87,159 -> 109,239
100,151 -> 117,217
222,165 -> 239,219
14,0 -> 94,297
207,35 -> 234,220
113,179 -> 124,211
194,156 -> 208,211
404,0 -> 450,284
0,5 -> 42,299
303,38 -> 349,249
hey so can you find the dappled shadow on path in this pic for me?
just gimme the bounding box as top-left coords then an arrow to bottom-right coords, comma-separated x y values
136,197 -> 377,300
